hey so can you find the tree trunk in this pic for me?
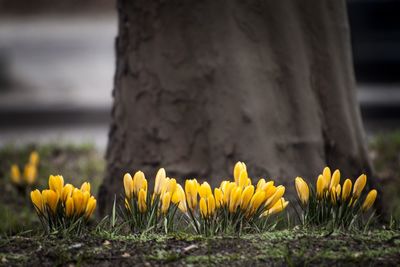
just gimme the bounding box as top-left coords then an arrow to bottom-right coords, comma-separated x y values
99,0 -> 375,215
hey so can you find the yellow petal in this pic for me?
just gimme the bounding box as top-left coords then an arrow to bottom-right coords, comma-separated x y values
24,163 -> 37,185
133,171 -> 147,196
265,186 -> 285,209
362,189 -> 377,211
61,184 -> 74,202
233,161 -> 246,184
207,195 -> 216,216
123,173 -> 133,199
29,151 -> 40,166
43,189 -> 59,214
322,167 -> 331,190
316,175 -> 324,199
65,197 -> 75,217
85,196 -> 97,218
199,197 -> 208,218
295,177 -> 309,205
342,179 -> 352,202
138,189 -> 147,213
161,192 -> 171,214
264,198 -> 288,216
229,187 -> 242,213
80,182 -> 91,194
329,170 -> 340,190
353,174 -> 367,199
154,168 -> 166,195
30,189 -> 43,213
10,164 -> 21,184
240,185 -> 254,210
238,170 -> 248,188
49,175 -> 64,195
214,188 -> 223,208
199,182 -> 212,198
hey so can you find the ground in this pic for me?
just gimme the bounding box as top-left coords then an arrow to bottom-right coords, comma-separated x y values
1,230 -> 400,266
1,133 -> 400,266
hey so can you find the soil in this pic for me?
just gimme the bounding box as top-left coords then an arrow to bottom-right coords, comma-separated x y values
1,230 -> 399,266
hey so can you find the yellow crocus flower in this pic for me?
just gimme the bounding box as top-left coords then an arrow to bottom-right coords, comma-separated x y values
49,175 -> 64,195
316,175 -> 324,199
229,187 -> 242,213
42,189 -> 59,214
322,167 -> 331,190
161,192 -> 171,214
214,188 -> 223,208
233,161 -> 246,184
10,164 -> 21,185
199,197 -> 208,218
265,185 -> 285,209
336,184 -> 341,199
85,196 -> 97,219
263,182 -> 276,199
361,189 -> 377,211
207,195 -> 216,216
263,198 -> 289,216
256,178 -> 266,192
295,177 -> 309,205
133,171 -> 147,196
24,163 -> 37,185
199,182 -> 212,198
172,184 -> 187,212
223,182 -> 236,204
61,183 -> 74,202
353,174 -> 367,199
138,189 -> 147,213
330,187 -> 337,204
65,197 -> 74,217
185,179 -> 198,210
154,168 -> 166,195
72,189 -> 84,215
329,170 -> 340,190
29,151 -> 40,166
80,182 -> 91,193
248,190 -> 266,215
240,185 -> 254,210
123,173 -> 133,199
220,181 -> 228,192
82,191 -> 90,213
342,179 -> 352,202
30,189 -> 44,213
238,170 -> 248,188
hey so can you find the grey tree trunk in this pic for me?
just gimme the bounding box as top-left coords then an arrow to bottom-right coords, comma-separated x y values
99,0 -> 375,215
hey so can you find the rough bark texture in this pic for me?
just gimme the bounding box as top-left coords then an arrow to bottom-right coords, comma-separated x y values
99,0 -> 374,214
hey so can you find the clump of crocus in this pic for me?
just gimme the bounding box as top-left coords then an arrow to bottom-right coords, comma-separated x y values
295,167 -> 377,229
30,175 -> 96,234
10,151 -> 40,192
122,168 -> 186,233
186,162 -> 288,235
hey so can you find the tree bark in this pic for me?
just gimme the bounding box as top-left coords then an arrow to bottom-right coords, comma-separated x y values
99,0 -> 375,215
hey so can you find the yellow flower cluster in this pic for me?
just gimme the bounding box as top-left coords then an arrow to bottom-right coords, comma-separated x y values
10,151 -> 39,186
30,175 -> 96,230
123,168 -> 187,215
189,162 -> 288,219
295,167 -> 377,211
122,162 -> 287,234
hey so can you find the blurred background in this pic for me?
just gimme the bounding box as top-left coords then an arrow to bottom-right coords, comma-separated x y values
1,0 -> 400,148
0,0 -> 400,231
